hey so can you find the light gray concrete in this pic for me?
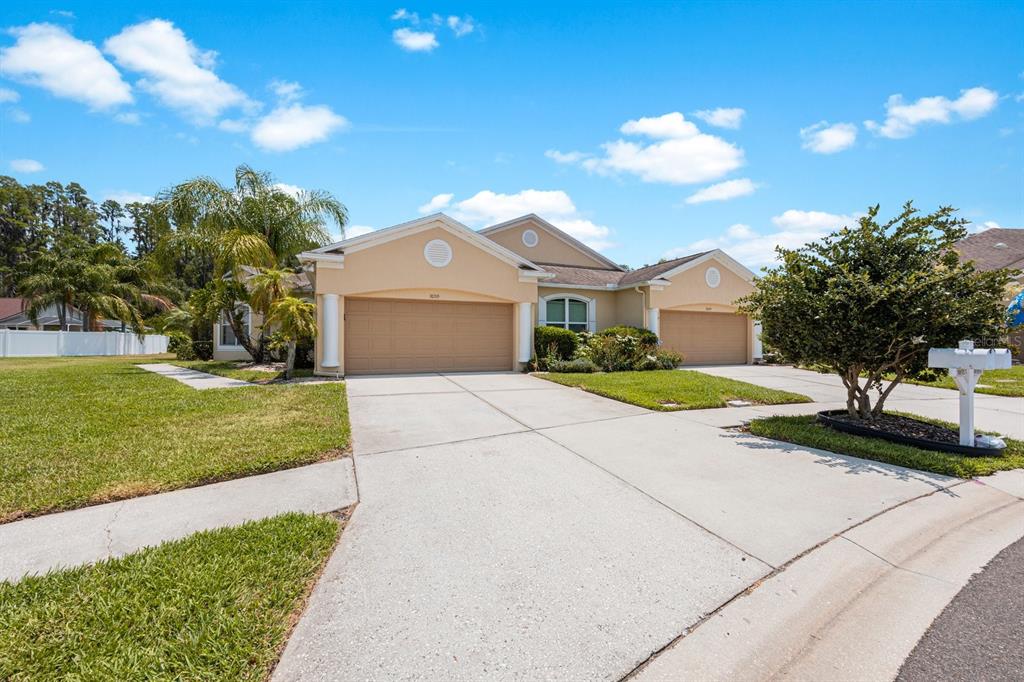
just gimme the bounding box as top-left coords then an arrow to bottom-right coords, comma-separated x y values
979,469 -> 1024,499
693,364 -> 1024,439
635,481 -> 1024,682
541,412 -> 954,567
474,386 -> 647,429
273,432 -> 769,682
442,371 -> 566,392
137,362 -> 251,389
0,459 -> 357,582
349,391 -> 528,455
345,373 -> 465,397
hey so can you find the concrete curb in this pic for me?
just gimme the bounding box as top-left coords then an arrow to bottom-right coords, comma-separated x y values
632,480 -> 1024,681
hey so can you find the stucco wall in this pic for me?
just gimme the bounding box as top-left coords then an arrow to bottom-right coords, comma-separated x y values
484,218 -> 611,268
313,223 -> 538,374
648,257 -> 754,311
212,310 -> 265,361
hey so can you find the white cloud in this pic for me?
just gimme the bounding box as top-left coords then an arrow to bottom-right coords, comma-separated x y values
693,107 -> 745,129
0,88 -> 20,103
1,23 -> 132,110
391,8 -> 418,22
218,118 -> 248,133
250,103 -> 348,152
273,183 -> 303,198
10,159 -> 44,173
684,178 -> 758,204
800,121 -> 857,154
970,220 -> 1010,233
447,15 -> 475,37
393,28 -> 439,52
9,108 -> 30,123
269,79 -> 303,103
104,191 -> 153,204
345,224 -> 376,239
418,193 -> 454,214
565,112 -> 744,185
114,111 -> 141,125
665,209 -> 859,269
445,189 -> 616,251
545,149 -> 590,164
865,86 -> 998,139
104,19 -> 249,124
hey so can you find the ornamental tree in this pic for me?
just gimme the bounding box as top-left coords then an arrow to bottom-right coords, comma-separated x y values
738,202 -> 1009,420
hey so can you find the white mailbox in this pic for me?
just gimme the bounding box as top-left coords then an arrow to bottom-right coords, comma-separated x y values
928,340 -> 1012,447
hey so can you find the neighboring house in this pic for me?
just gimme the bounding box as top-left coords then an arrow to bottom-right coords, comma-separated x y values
0,298 -> 85,331
212,268 -> 314,361
954,227 -> 1024,357
283,213 -> 758,376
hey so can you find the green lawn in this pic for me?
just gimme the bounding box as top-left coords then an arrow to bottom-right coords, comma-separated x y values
0,513 -> 338,681
538,369 -> 811,410
171,360 -> 315,384
749,414 -> 1024,478
902,365 -> 1024,397
0,356 -> 349,522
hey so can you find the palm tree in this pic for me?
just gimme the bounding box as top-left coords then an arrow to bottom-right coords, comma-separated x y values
265,296 -> 317,379
157,165 -> 346,361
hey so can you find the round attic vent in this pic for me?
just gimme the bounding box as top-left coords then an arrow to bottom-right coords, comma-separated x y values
423,239 -> 453,267
705,266 -> 721,288
522,229 -> 539,247
994,242 -> 1008,249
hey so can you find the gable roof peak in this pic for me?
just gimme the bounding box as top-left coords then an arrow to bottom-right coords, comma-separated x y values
478,213 -> 623,271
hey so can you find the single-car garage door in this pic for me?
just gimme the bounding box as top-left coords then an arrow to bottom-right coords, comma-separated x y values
660,310 -> 748,365
345,298 -> 513,374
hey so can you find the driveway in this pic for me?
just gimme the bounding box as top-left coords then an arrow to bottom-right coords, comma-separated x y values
275,372 -> 963,680
693,364 -> 1024,439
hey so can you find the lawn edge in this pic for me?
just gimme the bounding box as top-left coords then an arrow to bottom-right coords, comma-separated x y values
264,506 -> 353,680
0,447 -> 351,526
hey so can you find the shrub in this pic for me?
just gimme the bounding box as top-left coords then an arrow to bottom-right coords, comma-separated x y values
534,326 -> 579,363
654,349 -> 683,369
174,340 -> 196,361
548,358 -> 599,373
192,341 -> 214,361
598,325 -> 659,346
166,331 -> 191,355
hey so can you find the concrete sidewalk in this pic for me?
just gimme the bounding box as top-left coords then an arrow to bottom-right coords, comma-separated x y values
0,459 -> 357,582
694,364 -> 1024,439
137,362 -> 252,389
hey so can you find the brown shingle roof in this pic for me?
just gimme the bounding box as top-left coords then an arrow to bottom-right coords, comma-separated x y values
534,251 -> 709,288
537,264 -> 625,287
955,229 -> 1024,272
618,252 -> 708,286
0,298 -> 25,321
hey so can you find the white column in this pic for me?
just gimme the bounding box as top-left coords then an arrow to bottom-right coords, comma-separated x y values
587,298 -> 597,333
321,294 -> 340,368
753,321 -> 764,360
518,302 -> 533,362
647,308 -> 660,338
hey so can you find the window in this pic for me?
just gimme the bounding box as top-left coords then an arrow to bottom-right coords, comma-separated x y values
545,297 -> 590,332
220,305 -> 250,348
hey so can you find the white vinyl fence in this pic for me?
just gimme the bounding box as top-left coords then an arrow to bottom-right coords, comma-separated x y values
0,330 -> 169,358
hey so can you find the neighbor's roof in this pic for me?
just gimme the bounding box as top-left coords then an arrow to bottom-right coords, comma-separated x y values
955,228 -> 1024,273
618,252 -> 710,287
0,298 -> 24,321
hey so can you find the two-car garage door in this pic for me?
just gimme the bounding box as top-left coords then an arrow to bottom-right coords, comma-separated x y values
344,298 -> 513,375
659,310 -> 748,365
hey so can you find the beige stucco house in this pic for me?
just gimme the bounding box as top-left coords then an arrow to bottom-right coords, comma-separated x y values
247,213 -> 762,376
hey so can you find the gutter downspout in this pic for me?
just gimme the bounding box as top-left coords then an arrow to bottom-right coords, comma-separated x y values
634,286 -> 647,328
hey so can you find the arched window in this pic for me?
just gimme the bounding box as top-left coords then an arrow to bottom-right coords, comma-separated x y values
540,295 -> 594,332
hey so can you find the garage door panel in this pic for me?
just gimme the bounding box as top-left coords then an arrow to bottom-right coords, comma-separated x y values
345,297 -> 513,375
661,311 -> 747,365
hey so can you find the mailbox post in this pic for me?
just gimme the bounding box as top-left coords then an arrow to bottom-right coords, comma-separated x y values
927,340 -> 1012,447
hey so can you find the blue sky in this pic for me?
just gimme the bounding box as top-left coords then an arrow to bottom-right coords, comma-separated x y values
1,1 -> 1021,270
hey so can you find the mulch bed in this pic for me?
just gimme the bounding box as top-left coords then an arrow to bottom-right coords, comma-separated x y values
827,412 -> 960,445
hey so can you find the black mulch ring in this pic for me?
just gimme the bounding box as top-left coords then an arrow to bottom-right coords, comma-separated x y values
827,412 -> 961,445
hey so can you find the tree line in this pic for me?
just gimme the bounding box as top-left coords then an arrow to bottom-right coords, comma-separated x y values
1,165 -> 347,377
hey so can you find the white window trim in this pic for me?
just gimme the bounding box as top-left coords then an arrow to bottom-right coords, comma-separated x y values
218,304 -> 252,350
538,294 -> 596,333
